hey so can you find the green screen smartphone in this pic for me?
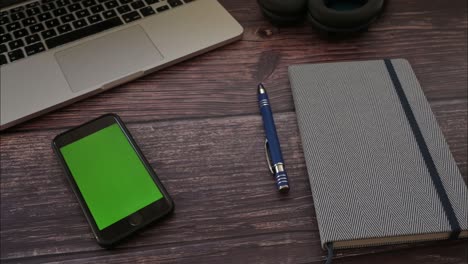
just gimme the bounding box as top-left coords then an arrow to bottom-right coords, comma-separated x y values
52,114 -> 174,247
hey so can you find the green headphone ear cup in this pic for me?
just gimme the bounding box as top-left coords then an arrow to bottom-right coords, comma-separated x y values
258,0 -> 308,25
260,5 -> 306,25
307,0 -> 385,32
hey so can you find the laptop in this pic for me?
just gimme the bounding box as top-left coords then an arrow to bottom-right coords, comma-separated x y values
0,0 -> 243,130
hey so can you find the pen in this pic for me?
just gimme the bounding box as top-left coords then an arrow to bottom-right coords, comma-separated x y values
257,83 -> 290,193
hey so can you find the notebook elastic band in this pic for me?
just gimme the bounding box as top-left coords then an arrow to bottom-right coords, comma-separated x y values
384,59 -> 461,240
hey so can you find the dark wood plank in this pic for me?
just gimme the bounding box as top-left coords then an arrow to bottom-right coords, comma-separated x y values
4,0 -> 467,132
1,99 -> 466,263
1,237 -> 466,264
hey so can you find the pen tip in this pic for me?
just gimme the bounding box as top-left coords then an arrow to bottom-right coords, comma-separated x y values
257,83 -> 266,94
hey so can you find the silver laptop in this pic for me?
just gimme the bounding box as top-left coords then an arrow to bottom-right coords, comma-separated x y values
0,0 -> 243,130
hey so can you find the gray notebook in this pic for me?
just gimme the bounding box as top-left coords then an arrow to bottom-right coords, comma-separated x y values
288,59 -> 468,249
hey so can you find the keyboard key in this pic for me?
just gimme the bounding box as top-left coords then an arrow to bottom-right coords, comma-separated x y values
26,1 -> 40,8
131,1 -> 145,9
41,28 -> 57,39
46,17 -> 123,49
0,54 -> 7,65
53,7 -> 67,17
168,0 -> 183,7
6,22 -> 21,32
41,3 -> 56,12
145,0 -> 159,5
56,0 -> 70,7
60,13 -> 76,23
68,3 -> 82,12
0,16 -> 9,26
117,5 -> 131,14
57,23 -> 72,33
26,7 -> 41,16
119,0 -> 132,4
45,18 -> 60,28
72,19 -> 88,28
10,6 -> 25,13
1,33 -> 12,44
0,26 -> 4,35
88,14 -> 103,24
76,9 -> 91,18
0,44 -> 7,53
156,5 -> 169,12
90,4 -> 104,14
102,9 -> 117,19
30,23 -> 45,33
22,17 -> 37,27
104,0 -> 118,9
8,39 -> 24,50
8,49 -> 25,62
122,11 -> 141,23
25,42 -> 46,56
13,28 -> 29,39
38,12 -> 53,21
10,12 -> 26,21
139,6 -> 155,16
83,0 -> 97,7
25,34 -> 41,44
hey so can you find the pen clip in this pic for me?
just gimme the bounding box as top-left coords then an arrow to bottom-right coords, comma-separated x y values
264,139 -> 274,175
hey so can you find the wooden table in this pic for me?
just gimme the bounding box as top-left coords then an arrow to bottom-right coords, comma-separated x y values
1,0 -> 467,263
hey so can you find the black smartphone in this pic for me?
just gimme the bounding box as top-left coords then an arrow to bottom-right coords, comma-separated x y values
52,114 -> 174,248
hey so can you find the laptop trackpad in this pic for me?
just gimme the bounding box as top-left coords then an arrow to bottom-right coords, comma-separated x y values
56,25 -> 164,93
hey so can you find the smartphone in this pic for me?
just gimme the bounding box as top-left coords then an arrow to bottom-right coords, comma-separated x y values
52,114 -> 174,247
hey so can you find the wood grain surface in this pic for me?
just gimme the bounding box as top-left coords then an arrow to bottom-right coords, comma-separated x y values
1,0 -> 467,263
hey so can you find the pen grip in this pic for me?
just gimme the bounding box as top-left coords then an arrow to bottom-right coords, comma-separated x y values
259,95 -> 284,164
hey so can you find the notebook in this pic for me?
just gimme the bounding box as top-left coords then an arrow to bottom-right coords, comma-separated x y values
288,59 -> 468,249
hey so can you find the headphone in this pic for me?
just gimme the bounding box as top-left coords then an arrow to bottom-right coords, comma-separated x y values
258,0 -> 386,33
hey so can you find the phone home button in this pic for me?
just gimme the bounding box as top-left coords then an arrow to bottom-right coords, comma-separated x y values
128,212 -> 143,226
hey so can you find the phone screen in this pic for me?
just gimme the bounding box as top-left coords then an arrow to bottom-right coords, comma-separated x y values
60,123 -> 163,230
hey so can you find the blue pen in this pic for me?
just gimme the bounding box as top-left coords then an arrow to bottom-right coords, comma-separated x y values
257,83 -> 290,193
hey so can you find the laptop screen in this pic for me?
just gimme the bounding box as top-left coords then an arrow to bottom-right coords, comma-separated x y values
1,0 -> 29,9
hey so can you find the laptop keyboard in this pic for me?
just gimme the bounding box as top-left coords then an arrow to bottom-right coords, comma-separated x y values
0,0 -> 194,65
